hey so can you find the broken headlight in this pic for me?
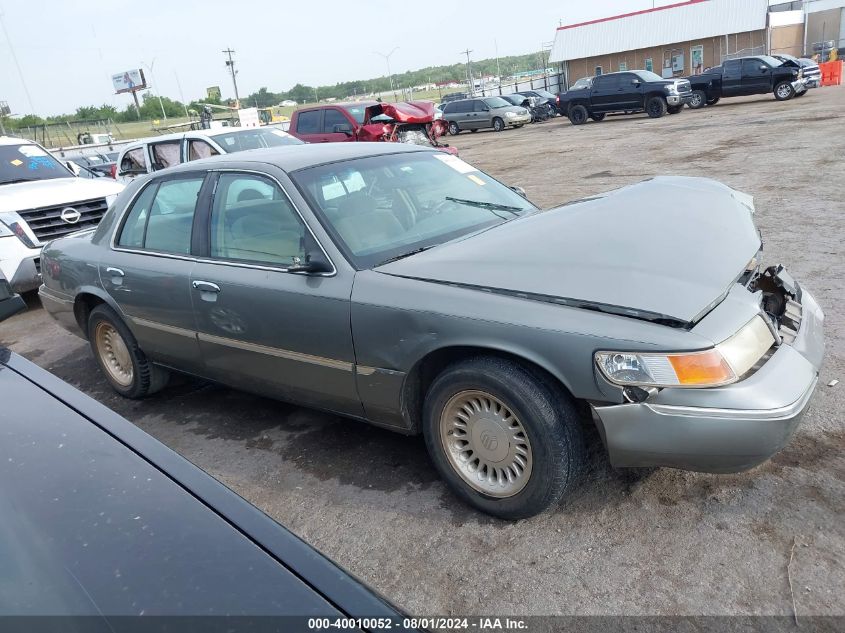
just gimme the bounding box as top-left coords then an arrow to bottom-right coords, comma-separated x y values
596,316 -> 775,388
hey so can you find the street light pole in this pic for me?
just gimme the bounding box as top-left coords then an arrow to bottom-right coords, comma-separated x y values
374,48 -> 399,101
141,58 -> 167,121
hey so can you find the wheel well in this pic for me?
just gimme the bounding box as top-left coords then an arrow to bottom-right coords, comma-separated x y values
401,346 -> 575,434
73,293 -> 105,338
645,91 -> 665,102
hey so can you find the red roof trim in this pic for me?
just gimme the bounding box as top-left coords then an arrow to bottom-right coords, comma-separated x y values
557,0 -> 709,31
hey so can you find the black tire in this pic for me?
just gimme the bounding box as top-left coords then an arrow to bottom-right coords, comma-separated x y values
706,96 -> 720,106
569,104 -> 588,125
774,81 -> 795,101
87,304 -> 169,399
688,90 -> 707,109
422,356 -> 587,520
470,128 -> 479,133
448,121 -> 460,135
667,105 -> 682,114
492,117 -> 505,132
590,112 -> 606,122
646,96 -> 668,118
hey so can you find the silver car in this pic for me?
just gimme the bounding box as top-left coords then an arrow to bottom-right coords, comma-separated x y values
39,144 -> 824,519
442,97 -> 531,135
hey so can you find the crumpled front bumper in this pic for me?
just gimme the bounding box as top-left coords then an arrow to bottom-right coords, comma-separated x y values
592,287 -> 825,473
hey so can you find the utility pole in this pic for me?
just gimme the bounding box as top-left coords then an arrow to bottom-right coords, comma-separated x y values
222,48 -> 241,108
460,49 -> 474,94
495,39 -> 502,80
374,48 -> 399,101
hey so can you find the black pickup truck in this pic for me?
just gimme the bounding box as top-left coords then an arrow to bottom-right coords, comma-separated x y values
556,70 -> 693,125
686,56 -> 808,108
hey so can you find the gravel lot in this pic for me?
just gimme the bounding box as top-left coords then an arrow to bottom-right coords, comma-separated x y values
2,87 -> 843,617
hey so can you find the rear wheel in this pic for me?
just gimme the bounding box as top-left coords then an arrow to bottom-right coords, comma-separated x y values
646,96 -> 668,118
88,304 -> 169,398
569,105 -> 588,125
590,112 -> 606,122
492,117 -> 505,132
422,356 -> 587,520
667,105 -> 683,114
448,121 -> 460,135
688,90 -> 707,109
774,81 -> 795,101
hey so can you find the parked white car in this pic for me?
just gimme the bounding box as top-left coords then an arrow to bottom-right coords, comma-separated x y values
116,127 -> 303,183
0,137 -> 123,292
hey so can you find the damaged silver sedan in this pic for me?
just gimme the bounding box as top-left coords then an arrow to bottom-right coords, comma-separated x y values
39,144 -> 825,519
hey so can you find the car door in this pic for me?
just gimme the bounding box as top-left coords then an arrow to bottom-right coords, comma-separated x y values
321,107 -> 357,142
102,172 -> 209,371
614,74 -> 642,110
741,58 -> 771,94
590,74 -> 619,111
117,145 -> 150,184
472,99 -> 492,129
721,59 -> 742,96
452,100 -> 472,128
292,108 -> 324,143
189,170 -> 362,416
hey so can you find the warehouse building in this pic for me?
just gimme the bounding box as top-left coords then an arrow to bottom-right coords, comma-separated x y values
548,0 -> 808,86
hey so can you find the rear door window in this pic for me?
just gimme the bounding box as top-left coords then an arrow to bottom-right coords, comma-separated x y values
188,140 -> 220,161
117,176 -> 205,254
150,141 -> 182,171
296,110 -> 321,134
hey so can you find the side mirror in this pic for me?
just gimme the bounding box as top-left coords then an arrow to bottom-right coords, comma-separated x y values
760,65 -> 768,72
510,185 -> 527,198
288,236 -> 333,274
632,79 -> 641,85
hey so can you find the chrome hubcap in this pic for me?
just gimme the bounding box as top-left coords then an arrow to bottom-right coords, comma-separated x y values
95,322 -> 133,387
777,85 -> 790,98
691,94 -> 702,106
439,390 -> 533,498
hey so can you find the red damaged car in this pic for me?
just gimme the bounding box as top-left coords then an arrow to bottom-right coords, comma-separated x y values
289,101 -> 457,154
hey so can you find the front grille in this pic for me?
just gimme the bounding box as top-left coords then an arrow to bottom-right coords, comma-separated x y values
677,81 -> 692,93
16,197 -> 108,244
778,297 -> 803,345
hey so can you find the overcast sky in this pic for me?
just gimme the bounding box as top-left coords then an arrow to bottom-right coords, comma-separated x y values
1,0 -> 696,116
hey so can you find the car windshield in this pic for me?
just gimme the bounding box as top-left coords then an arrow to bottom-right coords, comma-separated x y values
484,97 -> 511,108
209,128 -> 303,152
292,151 -> 538,269
0,144 -> 73,185
757,56 -> 784,68
632,70 -> 665,82
342,105 -> 370,124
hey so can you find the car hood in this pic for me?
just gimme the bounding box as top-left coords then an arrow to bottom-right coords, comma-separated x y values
363,101 -> 436,124
0,177 -> 124,213
375,176 -> 761,325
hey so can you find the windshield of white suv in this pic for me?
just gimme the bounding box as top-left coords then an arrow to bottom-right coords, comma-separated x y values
292,151 -> 537,269
0,144 -> 73,185
209,128 -> 303,152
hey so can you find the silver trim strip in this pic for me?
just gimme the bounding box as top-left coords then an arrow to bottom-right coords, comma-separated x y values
131,317 -> 197,339
197,331 -> 353,372
356,366 -> 377,376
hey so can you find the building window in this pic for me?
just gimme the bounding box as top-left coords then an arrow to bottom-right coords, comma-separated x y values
594,65 -> 603,76
619,61 -> 628,71
645,58 -> 654,72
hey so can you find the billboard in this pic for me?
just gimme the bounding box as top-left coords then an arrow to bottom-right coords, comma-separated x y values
112,69 -> 147,94
206,86 -> 222,101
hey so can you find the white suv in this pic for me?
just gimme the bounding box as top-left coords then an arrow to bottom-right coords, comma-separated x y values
0,137 -> 124,292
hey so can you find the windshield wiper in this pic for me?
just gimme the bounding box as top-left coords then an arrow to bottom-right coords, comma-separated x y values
444,197 -> 523,216
377,245 -> 435,266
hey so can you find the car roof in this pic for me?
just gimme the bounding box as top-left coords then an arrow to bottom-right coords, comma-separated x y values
301,101 -> 378,110
0,135 -> 35,146
166,141 -> 435,174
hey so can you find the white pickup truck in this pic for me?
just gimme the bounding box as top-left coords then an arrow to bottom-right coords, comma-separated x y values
0,136 -> 124,292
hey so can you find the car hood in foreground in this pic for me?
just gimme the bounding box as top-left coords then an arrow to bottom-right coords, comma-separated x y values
0,177 -> 124,213
375,176 -> 761,325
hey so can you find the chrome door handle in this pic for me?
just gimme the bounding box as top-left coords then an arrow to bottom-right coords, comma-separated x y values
192,280 -> 220,293
106,267 -> 124,277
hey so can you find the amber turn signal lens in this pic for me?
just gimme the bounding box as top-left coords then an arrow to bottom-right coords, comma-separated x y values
668,350 -> 735,386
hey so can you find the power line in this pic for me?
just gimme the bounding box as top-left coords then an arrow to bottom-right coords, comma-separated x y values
0,10 -> 36,115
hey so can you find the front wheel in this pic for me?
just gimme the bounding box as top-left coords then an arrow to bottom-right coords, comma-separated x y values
492,117 -> 505,132
448,121 -> 460,135
590,112 -> 606,121
688,90 -> 707,109
422,357 -> 587,520
774,81 -> 795,101
569,104 -> 588,125
646,96 -> 668,118
88,304 -> 169,398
